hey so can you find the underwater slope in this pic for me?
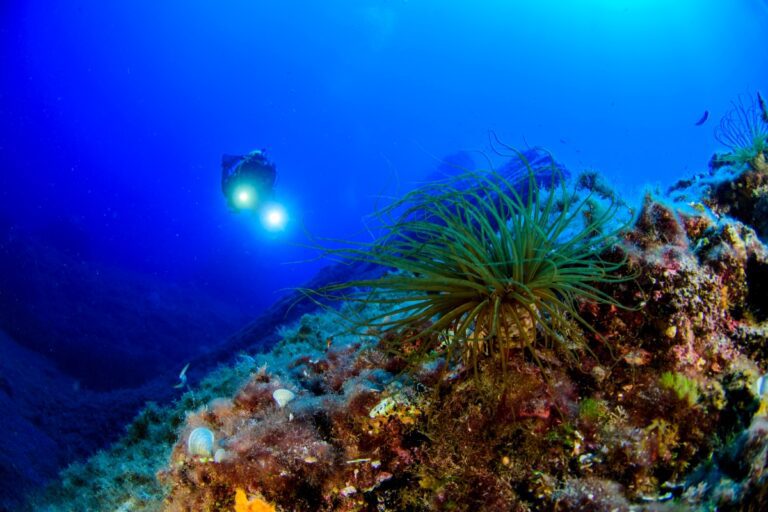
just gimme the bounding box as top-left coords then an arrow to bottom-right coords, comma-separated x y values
0,329 -> 72,511
0,219 -> 248,391
0,219 -> 252,509
27,147 -> 768,511
0,329 -> 162,511
154,157 -> 768,511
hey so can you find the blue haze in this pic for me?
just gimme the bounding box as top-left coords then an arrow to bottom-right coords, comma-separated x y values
1,0 -> 767,325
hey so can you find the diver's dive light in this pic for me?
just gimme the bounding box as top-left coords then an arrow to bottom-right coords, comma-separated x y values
261,203 -> 288,231
222,150 -> 288,231
232,184 -> 258,209
229,185 -> 289,231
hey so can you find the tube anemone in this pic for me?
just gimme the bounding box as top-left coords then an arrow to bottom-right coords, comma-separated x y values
315,151 -> 633,375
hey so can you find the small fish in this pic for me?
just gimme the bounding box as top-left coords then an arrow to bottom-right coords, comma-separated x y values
174,362 -> 190,389
758,91 -> 768,123
694,110 -> 709,126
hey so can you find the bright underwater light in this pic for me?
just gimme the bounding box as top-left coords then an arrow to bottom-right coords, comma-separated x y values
262,203 -> 288,231
232,184 -> 257,209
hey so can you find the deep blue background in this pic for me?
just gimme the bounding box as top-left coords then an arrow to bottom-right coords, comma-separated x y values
2,0 -> 767,313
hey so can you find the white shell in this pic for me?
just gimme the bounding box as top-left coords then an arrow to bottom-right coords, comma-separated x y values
756,375 -> 768,397
213,448 -> 229,463
273,388 -> 296,408
369,397 -> 396,418
187,427 -> 215,457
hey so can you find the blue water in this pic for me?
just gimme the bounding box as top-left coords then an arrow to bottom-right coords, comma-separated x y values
0,1 -> 767,505
2,0 -> 766,311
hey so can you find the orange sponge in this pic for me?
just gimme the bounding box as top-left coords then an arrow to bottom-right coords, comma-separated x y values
234,488 -> 276,512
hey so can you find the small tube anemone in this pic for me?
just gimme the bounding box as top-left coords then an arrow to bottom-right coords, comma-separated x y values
715,92 -> 768,170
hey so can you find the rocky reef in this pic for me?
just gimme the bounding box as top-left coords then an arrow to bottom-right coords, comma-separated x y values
29,148 -> 768,511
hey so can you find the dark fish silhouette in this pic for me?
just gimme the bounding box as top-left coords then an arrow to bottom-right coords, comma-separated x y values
694,111 -> 709,126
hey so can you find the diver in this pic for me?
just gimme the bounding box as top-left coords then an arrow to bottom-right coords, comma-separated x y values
221,149 -> 288,231
221,149 -> 277,212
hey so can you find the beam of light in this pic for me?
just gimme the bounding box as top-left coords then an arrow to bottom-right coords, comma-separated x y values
261,203 -> 288,231
233,185 -> 257,209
